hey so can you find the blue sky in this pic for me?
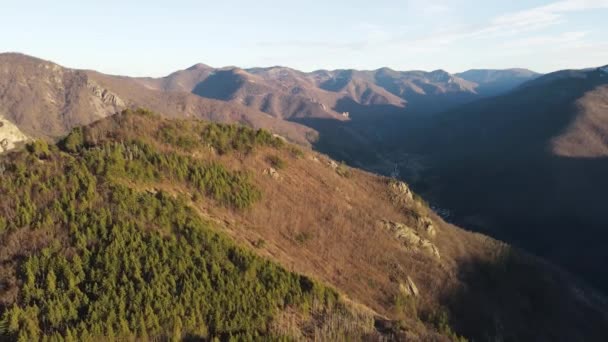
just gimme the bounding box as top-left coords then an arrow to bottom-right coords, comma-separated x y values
2,0 -> 608,76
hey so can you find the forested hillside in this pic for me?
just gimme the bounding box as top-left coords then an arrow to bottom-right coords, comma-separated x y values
1,109 -> 607,341
0,110 -> 374,341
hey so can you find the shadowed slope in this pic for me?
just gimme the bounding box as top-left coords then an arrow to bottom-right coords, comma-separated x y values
409,66 -> 608,292
456,68 -> 540,97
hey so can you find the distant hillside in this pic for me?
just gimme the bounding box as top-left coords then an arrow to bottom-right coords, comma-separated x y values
0,53 -> 315,147
0,53 -> 124,138
456,68 -> 539,96
135,63 -> 536,120
1,109 -> 607,341
134,63 -> 215,92
404,65 -> 608,293
0,53 -> 540,172
125,63 -> 538,171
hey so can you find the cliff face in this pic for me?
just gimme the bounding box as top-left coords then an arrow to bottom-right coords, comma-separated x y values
0,53 -> 125,139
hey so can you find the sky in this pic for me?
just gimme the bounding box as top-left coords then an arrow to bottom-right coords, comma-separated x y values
2,0 -> 608,76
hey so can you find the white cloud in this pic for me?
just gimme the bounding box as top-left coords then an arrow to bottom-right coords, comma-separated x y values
255,0 -> 608,71
387,0 -> 608,51
544,0 -> 608,11
487,0 -> 608,35
500,31 -> 589,49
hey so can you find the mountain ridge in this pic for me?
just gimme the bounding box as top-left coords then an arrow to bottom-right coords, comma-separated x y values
0,53 -> 316,148
134,63 -> 539,117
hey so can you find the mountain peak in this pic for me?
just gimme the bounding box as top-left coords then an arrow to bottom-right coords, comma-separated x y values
376,67 -> 397,73
0,52 -> 55,66
428,69 -> 453,82
186,62 -> 212,71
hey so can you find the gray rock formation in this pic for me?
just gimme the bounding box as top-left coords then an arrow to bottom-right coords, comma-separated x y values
381,220 -> 440,259
87,80 -> 126,108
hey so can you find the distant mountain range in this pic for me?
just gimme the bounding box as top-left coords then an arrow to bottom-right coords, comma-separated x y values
0,51 -> 539,158
3,51 -> 608,297
3,52 -> 608,340
0,53 -> 540,145
455,68 -> 540,96
0,53 -> 315,147
134,62 -> 539,118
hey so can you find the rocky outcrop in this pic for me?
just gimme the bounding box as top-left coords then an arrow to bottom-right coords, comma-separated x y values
263,167 -> 281,180
0,117 -> 28,152
389,181 -> 414,205
272,133 -> 287,143
327,160 -> 338,170
417,216 -> 436,238
381,220 -> 440,259
420,240 -> 440,259
87,80 -> 126,108
399,276 -> 420,297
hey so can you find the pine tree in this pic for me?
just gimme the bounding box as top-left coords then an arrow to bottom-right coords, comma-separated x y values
46,270 -> 57,294
171,317 -> 183,342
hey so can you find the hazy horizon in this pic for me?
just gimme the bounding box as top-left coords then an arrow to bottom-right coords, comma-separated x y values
3,0 -> 608,77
